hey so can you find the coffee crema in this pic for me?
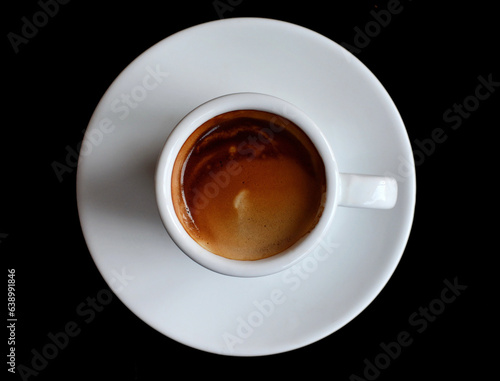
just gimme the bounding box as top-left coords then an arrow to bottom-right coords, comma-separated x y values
171,110 -> 326,261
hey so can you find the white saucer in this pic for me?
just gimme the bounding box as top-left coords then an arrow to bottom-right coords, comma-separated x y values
77,18 -> 416,356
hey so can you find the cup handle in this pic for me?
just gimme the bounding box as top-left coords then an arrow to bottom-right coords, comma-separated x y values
338,173 -> 398,209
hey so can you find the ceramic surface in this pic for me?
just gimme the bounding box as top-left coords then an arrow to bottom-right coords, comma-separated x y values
77,18 -> 416,356
156,92 -> 398,277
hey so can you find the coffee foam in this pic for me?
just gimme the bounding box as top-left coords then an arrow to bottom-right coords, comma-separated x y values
172,110 -> 326,261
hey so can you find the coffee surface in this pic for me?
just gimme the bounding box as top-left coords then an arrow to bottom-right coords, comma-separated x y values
172,110 -> 326,260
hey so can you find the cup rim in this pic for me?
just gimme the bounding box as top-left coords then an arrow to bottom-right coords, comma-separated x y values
155,92 -> 339,277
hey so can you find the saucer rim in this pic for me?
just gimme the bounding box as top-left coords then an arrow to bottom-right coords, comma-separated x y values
77,17 -> 416,356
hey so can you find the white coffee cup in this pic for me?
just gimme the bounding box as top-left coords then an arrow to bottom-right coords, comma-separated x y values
156,93 -> 397,277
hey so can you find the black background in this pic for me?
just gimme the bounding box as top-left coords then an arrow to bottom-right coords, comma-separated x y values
3,0 -> 497,380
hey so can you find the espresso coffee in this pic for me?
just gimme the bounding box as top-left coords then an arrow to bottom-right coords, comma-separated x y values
171,110 -> 326,261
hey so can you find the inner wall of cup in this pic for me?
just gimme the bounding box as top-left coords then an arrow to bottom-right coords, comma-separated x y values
167,99 -> 335,265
